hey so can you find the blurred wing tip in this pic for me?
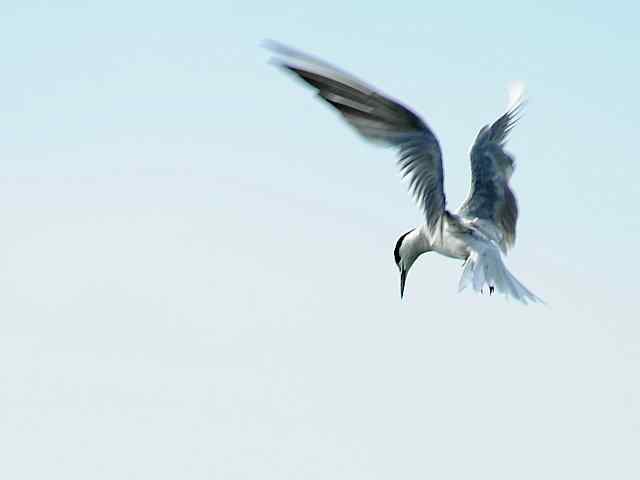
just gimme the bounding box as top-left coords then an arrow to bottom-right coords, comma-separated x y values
507,81 -> 527,111
262,39 -> 292,54
262,40 -> 323,67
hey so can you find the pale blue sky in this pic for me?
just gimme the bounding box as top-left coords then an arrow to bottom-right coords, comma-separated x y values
1,1 -> 639,479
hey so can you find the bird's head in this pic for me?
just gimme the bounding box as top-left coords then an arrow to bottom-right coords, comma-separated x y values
394,229 -> 425,299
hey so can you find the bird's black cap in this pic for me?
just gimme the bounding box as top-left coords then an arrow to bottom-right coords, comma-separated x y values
394,229 -> 413,266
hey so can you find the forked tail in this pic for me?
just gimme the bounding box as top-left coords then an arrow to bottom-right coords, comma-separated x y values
458,243 -> 543,305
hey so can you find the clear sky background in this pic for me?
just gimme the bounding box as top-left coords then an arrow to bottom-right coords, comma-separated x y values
1,1 -> 639,478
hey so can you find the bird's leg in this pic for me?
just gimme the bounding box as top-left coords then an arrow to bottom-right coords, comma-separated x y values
489,286 -> 495,295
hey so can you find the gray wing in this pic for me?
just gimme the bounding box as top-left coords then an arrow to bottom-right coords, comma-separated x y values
457,85 -> 525,252
266,41 -> 446,232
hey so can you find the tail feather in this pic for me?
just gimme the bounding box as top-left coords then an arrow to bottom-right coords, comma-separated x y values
459,244 -> 543,305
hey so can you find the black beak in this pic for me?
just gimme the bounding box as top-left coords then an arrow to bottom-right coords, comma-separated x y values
400,268 -> 407,299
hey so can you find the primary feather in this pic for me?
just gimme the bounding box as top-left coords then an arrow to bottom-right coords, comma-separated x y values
457,88 -> 525,252
266,41 -> 447,234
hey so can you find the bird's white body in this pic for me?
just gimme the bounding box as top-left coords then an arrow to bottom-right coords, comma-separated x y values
268,42 -> 543,304
429,215 -> 471,260
399,216 -> 541,303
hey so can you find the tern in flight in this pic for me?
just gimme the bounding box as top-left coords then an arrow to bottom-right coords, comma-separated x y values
267,42 -> 542,304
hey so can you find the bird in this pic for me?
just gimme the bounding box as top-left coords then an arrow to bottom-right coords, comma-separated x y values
265,41 -> 543,304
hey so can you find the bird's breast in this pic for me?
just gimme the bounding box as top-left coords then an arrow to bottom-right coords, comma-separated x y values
429,224 -> 470,260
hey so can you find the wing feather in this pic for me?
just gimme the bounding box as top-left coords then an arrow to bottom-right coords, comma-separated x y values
458,86 -> 525,252
266,41 -> 447,232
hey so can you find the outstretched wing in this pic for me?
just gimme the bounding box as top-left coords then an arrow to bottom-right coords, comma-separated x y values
457,85 -> 525,252
266,41 -> 446,233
